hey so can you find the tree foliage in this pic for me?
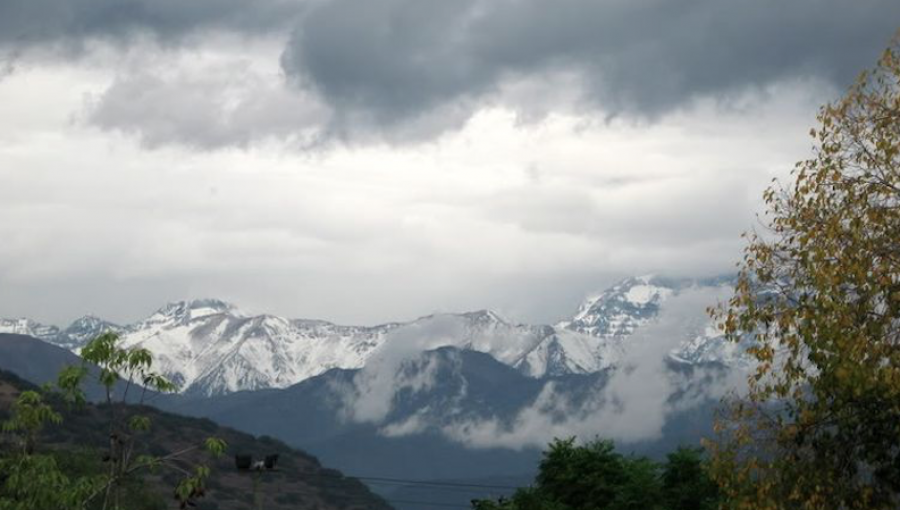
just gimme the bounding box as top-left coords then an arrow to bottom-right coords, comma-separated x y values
472,439 -> 718,510
708,35 -> 900,509
2,391 -> 61,455
661,447 -> 719,510
0,453 -> 98,510
0,332 -> 226,510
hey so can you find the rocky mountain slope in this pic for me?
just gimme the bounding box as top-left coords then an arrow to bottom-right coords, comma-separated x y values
1,276 -> 737,396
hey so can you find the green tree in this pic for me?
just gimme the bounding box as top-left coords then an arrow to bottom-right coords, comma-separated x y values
2,390 -> 61,455
660,447 -> 718,510
537,438 -> 628,510
472,439 -> 715,510
612,457 -> 661,510
708,35 -> 900,509
0,332 -> 226,510
0,391 -> 97,510
471,487 -> 568,510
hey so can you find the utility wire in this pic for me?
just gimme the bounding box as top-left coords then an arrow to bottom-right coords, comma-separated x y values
240,470 -> 517,510
295,470 -> 522,490
375,498 -> 475,509
359,482 -> 509,496
240,483 -> 487,510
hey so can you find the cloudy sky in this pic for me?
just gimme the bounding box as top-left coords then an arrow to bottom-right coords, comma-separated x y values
1,0 -> 898,326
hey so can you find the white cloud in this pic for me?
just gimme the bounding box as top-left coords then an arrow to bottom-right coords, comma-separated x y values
331,317 -> 467,424
315,286 -> 749,450
441,287 -> 743,449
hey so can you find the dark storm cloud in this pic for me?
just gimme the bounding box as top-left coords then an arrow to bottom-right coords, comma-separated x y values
283,0 -> 900,124
0,0 -> 299,50
9,0 -> 897,145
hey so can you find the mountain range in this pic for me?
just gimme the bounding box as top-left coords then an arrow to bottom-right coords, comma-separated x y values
0,275 -> 749,510
0,275 -> 741,397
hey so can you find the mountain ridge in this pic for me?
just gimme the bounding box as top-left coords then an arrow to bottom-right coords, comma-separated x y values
1,275 -> 738,396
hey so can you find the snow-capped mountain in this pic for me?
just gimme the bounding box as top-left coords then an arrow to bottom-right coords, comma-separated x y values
2,276 -> 737,396
560,275 -> 674,338
516,328 -> 622,377
59,316 -> 124,350
557,275 -> 738,364
0,315 -> 122,351
110,299 -> 399,395
0,318 -> 62,341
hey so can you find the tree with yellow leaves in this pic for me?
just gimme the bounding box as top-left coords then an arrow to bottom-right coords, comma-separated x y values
707,35 -> 900,510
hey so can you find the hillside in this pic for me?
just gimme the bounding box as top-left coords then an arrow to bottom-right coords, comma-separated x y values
158,347 -> 720,479
0,368 -> 393,510
0,333 -> 86,389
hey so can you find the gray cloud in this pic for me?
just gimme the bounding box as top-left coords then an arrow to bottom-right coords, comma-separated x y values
4,0 -> 898,147
482,171 -> 759,248
85,58 -> 328,150
283,0 -> 900,136
0,0 -> 300,51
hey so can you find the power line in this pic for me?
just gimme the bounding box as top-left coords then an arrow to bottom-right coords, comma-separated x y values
241,470 -> 519,510
236,483 -> 487,510
381,498 -> 476,509
356,475 -> 519,491
229,460 -> 522,510
362,483 -> 509,497
296,470 -> 522,491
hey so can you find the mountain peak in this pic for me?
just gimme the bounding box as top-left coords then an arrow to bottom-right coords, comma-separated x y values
635,273 -> 657,284
67,314 -> 116,328
561,275 -> 676,338
64,315 -> 121,335
155,299 -> 242,320
597,275 -> 672,306
460,309 -> 507,325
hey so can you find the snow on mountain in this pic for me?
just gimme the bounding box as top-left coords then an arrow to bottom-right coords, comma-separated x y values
0,316 -> 121,351
0,318 -> 59,340
2,276 -> 740,395
670,320 -> 750,366
516,328 -> 623,377
110,299 -> 398,395
415,311 -> 552,367
59,316 -> 124,351
561,275 -> 674,338
559,275 -> 736,365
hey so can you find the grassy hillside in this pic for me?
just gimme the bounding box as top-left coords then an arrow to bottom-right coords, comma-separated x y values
0,368 -> 393,510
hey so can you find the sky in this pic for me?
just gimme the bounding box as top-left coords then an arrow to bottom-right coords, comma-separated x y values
1,0 -> 898,327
